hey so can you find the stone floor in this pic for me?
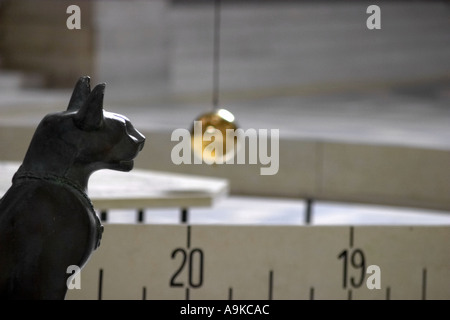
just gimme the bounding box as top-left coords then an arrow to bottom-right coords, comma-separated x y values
1,75 -> 450,149
0,72 -> 450,224
2,76 -> 447,225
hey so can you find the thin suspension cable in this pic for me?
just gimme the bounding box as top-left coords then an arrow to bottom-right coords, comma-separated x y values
212,0 -> 221,110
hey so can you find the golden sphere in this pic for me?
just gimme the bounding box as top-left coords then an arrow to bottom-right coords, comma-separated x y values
190,108 -> 239,164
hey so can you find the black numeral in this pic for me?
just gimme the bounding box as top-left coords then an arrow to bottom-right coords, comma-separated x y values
338,248 -> 366,289
170,248 -> 204,288
170,248 -> 187,287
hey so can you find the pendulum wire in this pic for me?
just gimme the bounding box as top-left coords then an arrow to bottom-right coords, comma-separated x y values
212,0 -> 221,110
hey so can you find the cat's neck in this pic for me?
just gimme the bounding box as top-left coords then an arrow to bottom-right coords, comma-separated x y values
16,161 -> 94,193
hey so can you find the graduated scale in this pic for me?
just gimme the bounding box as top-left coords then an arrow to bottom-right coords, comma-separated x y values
66,223 -> 450,300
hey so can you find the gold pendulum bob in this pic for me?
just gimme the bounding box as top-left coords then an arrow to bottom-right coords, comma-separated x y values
191,108 -> 239,164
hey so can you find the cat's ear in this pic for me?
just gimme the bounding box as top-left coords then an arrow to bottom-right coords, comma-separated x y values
74,83 -> 105,131
67,76 -> 91,111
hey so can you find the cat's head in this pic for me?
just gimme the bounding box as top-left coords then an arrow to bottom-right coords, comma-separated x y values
65,76 -> 146,172
21,76 -> 145,176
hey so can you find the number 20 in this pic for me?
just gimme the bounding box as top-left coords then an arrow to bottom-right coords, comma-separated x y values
170,248 -> 204,288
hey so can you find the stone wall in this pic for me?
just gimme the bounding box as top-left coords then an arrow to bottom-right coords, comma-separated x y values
1,0 -> 449,97
0,0 -> 94,87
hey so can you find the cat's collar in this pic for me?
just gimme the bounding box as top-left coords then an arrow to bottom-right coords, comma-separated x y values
13,170 -> 103,249
12,171 -> 94,211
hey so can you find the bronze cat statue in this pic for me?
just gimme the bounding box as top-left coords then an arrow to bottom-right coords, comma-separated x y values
0,76 -> 145,299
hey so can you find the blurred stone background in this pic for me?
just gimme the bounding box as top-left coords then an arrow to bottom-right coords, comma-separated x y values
0,0 -> 449,223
